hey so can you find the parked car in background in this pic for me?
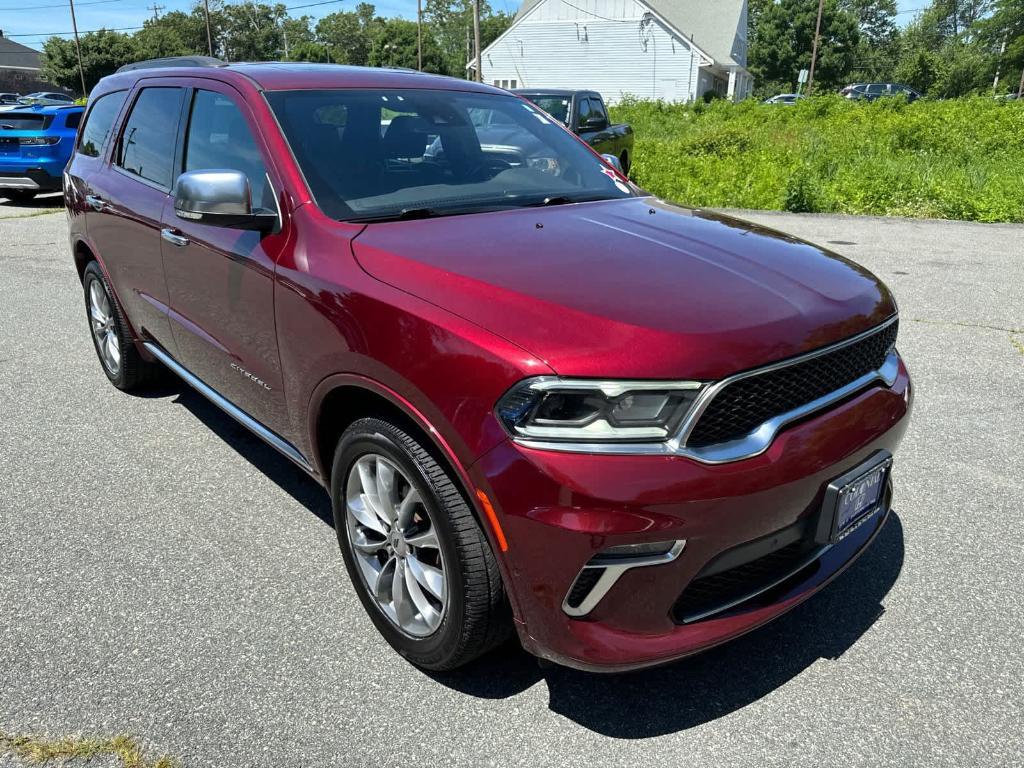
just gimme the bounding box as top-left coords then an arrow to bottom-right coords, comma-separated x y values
841,83 -> 920,102
0,93 -> 20,104
66,60 -> 911,673
19,91 -> 75,104
763,93 -> 803,105
0,103 -> 83,202
514,89 -> 634,174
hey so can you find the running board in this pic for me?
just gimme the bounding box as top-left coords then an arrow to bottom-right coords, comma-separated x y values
143,342 -> 316,477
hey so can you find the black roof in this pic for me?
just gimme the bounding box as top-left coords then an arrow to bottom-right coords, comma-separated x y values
0,35 -> 42,70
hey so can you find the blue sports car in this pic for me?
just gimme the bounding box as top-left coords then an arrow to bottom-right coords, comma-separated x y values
0,103 -> 83,202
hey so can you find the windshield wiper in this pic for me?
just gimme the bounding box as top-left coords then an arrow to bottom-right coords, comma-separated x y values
348,207 -> 450,223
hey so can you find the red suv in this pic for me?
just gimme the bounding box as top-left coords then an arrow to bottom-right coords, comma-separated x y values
65,61 -> 912,672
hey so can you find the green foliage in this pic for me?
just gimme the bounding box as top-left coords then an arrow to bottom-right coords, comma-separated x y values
41,29 -> 137,93
610,96 -> 1024,222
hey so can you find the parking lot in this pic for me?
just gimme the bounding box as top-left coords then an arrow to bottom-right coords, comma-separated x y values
1,194 -> 1022,767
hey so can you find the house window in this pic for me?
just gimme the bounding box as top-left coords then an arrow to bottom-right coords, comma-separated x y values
491,79 -> 518,89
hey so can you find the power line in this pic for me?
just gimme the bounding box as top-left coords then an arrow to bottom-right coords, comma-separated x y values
0,0 -> 136,12
5,0 -> 343,39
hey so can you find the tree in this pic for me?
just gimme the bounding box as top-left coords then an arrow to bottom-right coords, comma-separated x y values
288,41 -> 335,63
841,0 -> 898,81
749,0 -> 861,93
316,3 -> 378,66
219,2 -> 290,61
41,29 -> 137,94
367,17 -> 446,72
423,0 -> 510,77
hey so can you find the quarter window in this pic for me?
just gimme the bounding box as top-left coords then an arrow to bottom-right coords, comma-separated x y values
117,87 -> 185,188
184,90 -> 272,210
76,91 -> 126,158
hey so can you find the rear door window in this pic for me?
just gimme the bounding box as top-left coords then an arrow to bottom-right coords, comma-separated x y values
117,87 -> 185,189
78,91 -> 127,158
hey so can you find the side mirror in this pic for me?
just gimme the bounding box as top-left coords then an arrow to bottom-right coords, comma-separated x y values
581,116 -> 608,131
600,153 -> 623,173
173,169 -> 277,232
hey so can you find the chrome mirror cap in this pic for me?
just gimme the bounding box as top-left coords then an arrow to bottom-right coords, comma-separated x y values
173,169 -> 276,232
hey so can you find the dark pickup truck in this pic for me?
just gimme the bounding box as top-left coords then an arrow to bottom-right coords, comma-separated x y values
514,89 -> 634,174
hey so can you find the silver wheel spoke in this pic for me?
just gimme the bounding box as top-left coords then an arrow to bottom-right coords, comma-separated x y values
374,457 -> 398,525
405,526 -> 438,550
392,559 -> 415,628
404,558 -> 440,623
356,458 -> 391,528
348,495 -> 387,535
351,529 -> 387,554
407,554 -> 445,602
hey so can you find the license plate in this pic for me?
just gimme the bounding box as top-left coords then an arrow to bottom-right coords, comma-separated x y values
817,451 -> 892,544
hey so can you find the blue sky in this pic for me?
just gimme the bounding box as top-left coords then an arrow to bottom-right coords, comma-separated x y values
3,0 -> 927,51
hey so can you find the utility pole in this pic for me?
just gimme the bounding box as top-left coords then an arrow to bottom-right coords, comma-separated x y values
203,0 -> 214,56
67,0 -> 87,98
1018,64 -> 1024,99
806,0 -> 825,96
417,0 -> 422,71
147,3 -> 164,20
472,0 -> 482,83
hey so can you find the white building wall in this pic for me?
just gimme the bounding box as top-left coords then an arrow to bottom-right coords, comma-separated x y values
481,0 -> 705,104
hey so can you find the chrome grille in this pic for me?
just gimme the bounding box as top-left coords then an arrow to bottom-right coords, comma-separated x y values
686,319 -> 898,448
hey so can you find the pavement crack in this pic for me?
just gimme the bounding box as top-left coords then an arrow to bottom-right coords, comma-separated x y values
910,317 -> 1023,334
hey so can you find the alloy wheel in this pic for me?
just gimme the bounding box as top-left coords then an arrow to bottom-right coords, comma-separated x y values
345,454 -> 448,637
88,279 -> 120,376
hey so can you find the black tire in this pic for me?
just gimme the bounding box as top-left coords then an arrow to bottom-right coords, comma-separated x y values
3,190 -> 36,203
82,261 -> 164,391
331,417 -> 511,670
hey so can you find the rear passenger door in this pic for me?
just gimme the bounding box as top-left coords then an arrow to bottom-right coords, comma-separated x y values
160,84 -> 289,433
83,85 -> 185,353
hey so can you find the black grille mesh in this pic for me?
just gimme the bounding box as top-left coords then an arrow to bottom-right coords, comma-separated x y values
672,542 -> 815,622
686,320 -> 898,448
565,568 -> 605,609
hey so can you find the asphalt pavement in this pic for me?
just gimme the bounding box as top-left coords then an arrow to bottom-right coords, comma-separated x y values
1,194 -> 1022,767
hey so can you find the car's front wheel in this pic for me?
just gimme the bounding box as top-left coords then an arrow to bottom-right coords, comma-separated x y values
331,417 -> 511,670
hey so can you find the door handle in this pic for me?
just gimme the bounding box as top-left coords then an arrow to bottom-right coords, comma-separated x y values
85,194 -> 106,212
160,228 -> 190,248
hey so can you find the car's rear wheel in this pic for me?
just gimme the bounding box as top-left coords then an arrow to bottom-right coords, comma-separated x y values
82,261 -> 164,391
3,190 -> 36,203
331,417 -> 511,670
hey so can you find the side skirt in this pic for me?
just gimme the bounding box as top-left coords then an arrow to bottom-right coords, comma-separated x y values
142,341 -> 317,479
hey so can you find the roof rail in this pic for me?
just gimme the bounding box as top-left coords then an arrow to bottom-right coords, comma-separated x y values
116,55 -> 226,73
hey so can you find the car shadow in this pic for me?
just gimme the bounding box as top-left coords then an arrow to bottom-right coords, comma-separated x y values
0,191 -> 62,208
168,383 -> 333,527
431,513 -> 905,738
158,376 -> 904,738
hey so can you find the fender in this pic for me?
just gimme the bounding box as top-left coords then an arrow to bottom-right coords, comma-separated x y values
72,233 -> 157,364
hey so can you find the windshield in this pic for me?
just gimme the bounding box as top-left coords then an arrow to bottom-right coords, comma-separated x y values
266,88 -> 632,222
519,94 -> 571,124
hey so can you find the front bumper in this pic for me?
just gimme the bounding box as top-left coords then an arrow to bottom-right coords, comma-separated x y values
472,356 -> 912,672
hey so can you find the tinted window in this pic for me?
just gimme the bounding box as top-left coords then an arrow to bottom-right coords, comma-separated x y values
523,95 -> 570,124
578,98 -> 593,124
0,113 -> 50,130
118,87 -> 184,188
589,98 -> 608,123
184,90 -> 272,209
64,111 -> 82,130
867,84 -> 885,95
78,92 -> 126,158
267,88 -> 633,222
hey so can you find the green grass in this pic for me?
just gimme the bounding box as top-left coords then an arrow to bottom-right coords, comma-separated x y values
0,730 -> 178,767
609,96 -> 1024,222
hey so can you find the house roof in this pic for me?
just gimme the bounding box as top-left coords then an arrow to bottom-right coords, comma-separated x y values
513,0 -> 747,67
0,35 -> 42,70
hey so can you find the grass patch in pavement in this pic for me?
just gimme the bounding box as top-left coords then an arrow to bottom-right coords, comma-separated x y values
1,208 -> 62,219
0,730 -> 178,767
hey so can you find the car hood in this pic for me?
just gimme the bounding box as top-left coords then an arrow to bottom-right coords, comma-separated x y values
351,197 -> 897,379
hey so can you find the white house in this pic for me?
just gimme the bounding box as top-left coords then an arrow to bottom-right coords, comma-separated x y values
472,0 -> 753,104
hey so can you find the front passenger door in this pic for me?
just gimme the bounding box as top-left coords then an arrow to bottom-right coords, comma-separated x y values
161,85 -> 290,434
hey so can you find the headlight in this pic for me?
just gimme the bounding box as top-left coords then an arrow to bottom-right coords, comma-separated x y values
496,377 -> 703,443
